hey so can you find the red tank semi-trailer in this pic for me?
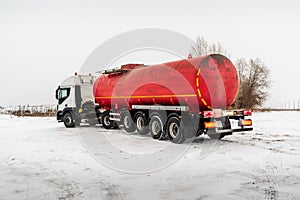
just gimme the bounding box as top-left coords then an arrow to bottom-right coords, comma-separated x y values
94,54 -> 253,143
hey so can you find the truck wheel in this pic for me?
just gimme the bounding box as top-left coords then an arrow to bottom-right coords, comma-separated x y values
166,116 -> 185,144
101,111 -> 114,129
149,114 -> 164,139
134,112 -> 149,135
121,111 -> 136,133
63,112 -> 75,128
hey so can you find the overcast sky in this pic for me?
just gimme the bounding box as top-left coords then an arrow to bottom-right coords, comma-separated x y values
0,0 -> 299,107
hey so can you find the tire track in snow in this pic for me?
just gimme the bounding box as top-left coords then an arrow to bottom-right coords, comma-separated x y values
252,159 -> 297,200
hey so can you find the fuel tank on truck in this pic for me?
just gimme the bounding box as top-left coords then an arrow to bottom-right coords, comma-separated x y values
93,54 -> 238,112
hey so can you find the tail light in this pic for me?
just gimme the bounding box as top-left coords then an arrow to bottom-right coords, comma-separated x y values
203,111 -> 214,118
241,119 -> 252,126
204,122 -> 217,129
243,110 -> 252,116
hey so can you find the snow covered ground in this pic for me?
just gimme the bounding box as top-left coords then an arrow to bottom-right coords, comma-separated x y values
0,111 -> 299,200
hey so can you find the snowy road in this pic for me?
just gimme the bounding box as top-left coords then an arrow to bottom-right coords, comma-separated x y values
0,112 -> 299,199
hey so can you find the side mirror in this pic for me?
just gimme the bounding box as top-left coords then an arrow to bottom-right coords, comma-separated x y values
55,86 -> 60,100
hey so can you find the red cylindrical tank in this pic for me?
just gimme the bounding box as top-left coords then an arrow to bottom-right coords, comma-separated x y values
93,54 -> 238,112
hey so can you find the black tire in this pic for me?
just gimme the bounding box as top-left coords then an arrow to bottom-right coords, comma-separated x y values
63,112 -> 75,128
101,111 -> 114,129
134,111 -> 149,135
149,115 -> 164,139
166,116 -> 185,144
121,111 -> 136,133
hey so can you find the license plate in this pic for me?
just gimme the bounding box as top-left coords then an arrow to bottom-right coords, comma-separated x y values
229,119 -> 239,129
216,120 -> 223,128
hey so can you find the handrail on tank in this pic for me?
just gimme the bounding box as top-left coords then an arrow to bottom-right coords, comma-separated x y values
96,64 -> 145,75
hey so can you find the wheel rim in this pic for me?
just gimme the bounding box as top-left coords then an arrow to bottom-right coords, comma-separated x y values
151,120 -> 161,136
65,116 -> 72,125
124,115 -> 130,128
103,115 -> 110,126
136,116 -> 144,131
169,122 -> 179,139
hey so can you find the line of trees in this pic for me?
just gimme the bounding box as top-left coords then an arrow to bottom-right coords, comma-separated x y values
190,36 -> 271,109
0,105 -> 57,117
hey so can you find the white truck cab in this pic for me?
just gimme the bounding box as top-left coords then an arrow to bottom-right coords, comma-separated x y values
55,74 -> 98,127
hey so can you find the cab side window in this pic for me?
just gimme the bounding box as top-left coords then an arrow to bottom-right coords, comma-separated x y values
58,88 -> 70,104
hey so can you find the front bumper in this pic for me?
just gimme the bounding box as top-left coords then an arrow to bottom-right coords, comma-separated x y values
57,111 -> 63,122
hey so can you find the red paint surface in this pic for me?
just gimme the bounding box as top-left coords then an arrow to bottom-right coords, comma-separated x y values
93,54 -> 238,112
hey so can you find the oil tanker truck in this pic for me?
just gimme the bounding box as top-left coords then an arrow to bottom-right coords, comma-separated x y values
56,54 -> 253,143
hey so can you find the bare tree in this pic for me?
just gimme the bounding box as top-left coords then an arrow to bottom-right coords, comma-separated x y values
190,36 -> 228,56
234,58 -> 271,109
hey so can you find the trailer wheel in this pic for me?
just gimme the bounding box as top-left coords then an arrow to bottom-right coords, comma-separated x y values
121,111 -> 136,133
134,112 -> 149,135
101,111 -> 114,129
149,114 -> 164,139
166,116 -> 185,144
63,112 -> 75,128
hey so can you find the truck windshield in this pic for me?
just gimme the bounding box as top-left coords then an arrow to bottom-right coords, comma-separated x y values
56,88 -> 70,104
